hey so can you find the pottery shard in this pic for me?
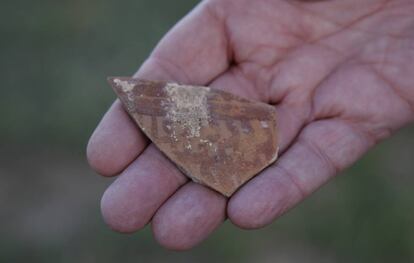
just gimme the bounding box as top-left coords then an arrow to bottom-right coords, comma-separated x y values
108,77 -> 279,197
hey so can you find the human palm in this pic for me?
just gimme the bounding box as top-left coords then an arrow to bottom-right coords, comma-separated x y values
87,0 -> 414,250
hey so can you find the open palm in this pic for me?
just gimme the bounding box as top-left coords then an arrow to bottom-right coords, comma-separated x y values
87,0 -> 414,250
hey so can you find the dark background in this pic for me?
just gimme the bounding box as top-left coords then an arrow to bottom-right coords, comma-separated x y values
1,0 -> 414,262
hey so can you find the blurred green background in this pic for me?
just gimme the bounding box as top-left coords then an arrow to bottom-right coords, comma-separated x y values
1,0 -> 413,262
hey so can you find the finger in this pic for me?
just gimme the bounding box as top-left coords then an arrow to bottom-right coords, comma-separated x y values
228,118 -> 374,229
100,145 -> 187,233
152,183 -> 226,250
87,1 -> 230,176
87,100 -> 148,176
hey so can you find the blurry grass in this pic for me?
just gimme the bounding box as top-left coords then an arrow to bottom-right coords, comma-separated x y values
0,0 -> 197,149
0,0 -> 414,262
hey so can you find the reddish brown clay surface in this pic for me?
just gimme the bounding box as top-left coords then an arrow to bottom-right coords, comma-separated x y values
108,77 -> 279,196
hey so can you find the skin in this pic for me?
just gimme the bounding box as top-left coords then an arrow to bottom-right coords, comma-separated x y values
87,0 -> 414,250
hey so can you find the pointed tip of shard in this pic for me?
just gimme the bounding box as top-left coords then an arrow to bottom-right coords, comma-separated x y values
108,77 -> 279,197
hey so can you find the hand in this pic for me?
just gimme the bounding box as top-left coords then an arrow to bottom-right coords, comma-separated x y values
87,0 -> 414,250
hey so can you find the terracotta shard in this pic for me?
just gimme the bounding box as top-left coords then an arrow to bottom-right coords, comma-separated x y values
108,77 -> 279,197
